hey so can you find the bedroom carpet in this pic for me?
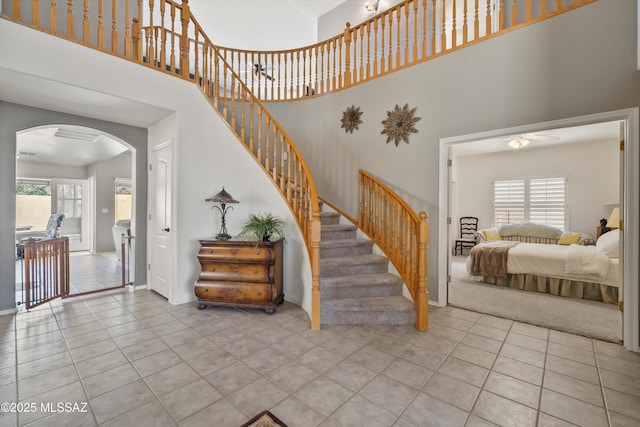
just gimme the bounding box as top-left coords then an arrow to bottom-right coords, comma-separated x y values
448,255 -> 621,343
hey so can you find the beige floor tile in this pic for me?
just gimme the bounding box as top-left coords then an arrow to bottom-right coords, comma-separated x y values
184,347 -> 237,377
0,366 -> 14,387
549,330 -> 594,352
16,339 -> 68,364
101,399 -> 176,427
540,389 -> 607,427
204,361 -> 260,395
18,381 -> 88,426
493,355 -> 543,386
111,329 -> 157,348
320,335 -> 372,358
271,396 -> 326,427
547,342 -> 596,366
82,363 -> 140,398
143,362 -> 200,396
221,337 -> 269,360
149,319 -> 192,337
499,342 -> 546,368
178,398 -> 248,427
600,368 -> 640,397
266,359 -> 320,393
17,350 -> 73,380
74,349 -> 129,379
64,329 -> 110,350
298,346 -> 344,374
171,338 -> 219,361
603,387 -> 640,421
140,312 -> 177,328
536,412 -> 577,426
359,374 -> 418,414
438,356 -> 489,388
18,364 -> 78,400
159,378 -> 222,422
242,347 -> 290,375
295,377 -> 354,416
399,344 -> 447,371
228,377 -> 289,417
511,323 -> 549,341
596,353 -> 640,379
452,343 -> 497,369
121,337 -> 169,361
423,372 -> 481,411
402,391 -> 468,427
476,314 -> 513,331
460,333 -> 503,353
506,332 -> 549,353
427,324 -> 467,342
413,332 -> 459,355
465,414 -> 499,426
543,370 -> 603,407
382,358 -> 434,390
439,316 -> 475,332
609,411 -> 640,427
89,379 -> 155,424
105,320 -> 147,338
545,354 -> 600,385
330,394 -> 397,427
69,338 -> 119,363
160,328 -> 202,348
472,390 -> 537,427
468,323 -> 509,342
60,321 -> 104,338
24,408 -> 97,427
16,330 -> 64,351
483,371 -> 540,409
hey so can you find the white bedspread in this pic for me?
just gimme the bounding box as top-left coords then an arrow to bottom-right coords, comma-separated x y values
505,243 -> 620,287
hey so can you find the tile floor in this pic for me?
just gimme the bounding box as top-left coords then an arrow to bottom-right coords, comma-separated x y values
1,289 -> 640,427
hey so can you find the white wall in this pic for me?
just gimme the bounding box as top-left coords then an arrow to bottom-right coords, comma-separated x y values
453,139 -> 619,237
317,0 -> 403,41
17,160 -> 86,180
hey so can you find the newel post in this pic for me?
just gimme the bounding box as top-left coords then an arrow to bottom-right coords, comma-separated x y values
416,212 -> 429,331
132,18 -> 141,61
179,0 -> 191,78
310,211 -> 322,330
343,22 -> 352,88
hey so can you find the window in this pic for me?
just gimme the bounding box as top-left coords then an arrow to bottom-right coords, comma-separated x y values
494,177 -> 566,228
115,179 -> 132,222
56,183 -> 82,219
16,179 -> 51,230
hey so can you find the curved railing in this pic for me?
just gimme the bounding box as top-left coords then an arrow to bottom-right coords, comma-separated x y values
213,0 -> 597,100
3,0 -> 322,329
357,170 -> 429,330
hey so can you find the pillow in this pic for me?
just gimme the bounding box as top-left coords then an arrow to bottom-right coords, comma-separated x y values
596,229 -> 619,258
483,229 -> 501,241
558,232 -> 582,246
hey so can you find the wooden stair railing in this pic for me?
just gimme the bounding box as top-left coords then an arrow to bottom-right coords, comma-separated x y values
357,170 -> 429,331
214,0 -> 597,101
4,0 -> 322,329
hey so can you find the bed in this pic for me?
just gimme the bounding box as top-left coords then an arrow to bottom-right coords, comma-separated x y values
466,230 -> 621,304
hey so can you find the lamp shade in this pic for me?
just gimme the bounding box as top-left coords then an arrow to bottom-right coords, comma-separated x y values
206,187 -> 238,204
607,207 -> 620,228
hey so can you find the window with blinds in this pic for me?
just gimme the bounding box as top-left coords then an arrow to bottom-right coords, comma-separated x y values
494,177 -> 566,228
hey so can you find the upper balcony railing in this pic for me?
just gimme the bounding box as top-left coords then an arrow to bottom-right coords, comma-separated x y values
211,0 -> 596,101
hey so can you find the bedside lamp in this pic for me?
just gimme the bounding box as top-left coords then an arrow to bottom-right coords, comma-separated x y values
206,187 -> 239,240
607,207 -> 620,229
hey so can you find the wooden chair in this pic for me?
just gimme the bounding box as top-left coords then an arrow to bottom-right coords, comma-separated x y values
455,216 -> 478,255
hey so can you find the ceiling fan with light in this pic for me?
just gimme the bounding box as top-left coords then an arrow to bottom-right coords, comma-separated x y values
504,132 -> 560,150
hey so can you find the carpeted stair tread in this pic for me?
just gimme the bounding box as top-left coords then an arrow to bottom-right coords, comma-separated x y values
321,254 -> 388,277
321,273 -> 403,299
320,238 -> 373,258
321,224 -> 357,241
320,296 -> 415,325
320,212 -> 341,225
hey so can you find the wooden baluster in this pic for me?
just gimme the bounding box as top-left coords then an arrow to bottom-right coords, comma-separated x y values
132,18 -> 140,60
541,0 -> 547,17
411,0 -> 417,62
12,0 -> 20,19
526,0 -> 532,21
499,0 -> 504,30
50,0 -> 57,33
483,0 -> 491,34
343,22 -> 351,87
511,0 -> 517,27
32,0 -> 39,26
295,50 -> 300,97
194,32 -> 200,83
270,52 -> 275,100
351,27 -> 357,82
463,0 -> 468,43
314,46 -> 319,95
397,4 -> 404,66
97,0 -> 104,49
451,0 -> 457,48
373,18 -> 379,75
111,0 -> 118,52
421,0 -> 427,58
388,12 -> 394,70
319,44 -> 325,94
265,115 -> 271,171
272,124 -> 278,179
473,0 -> 479,41
286,144 -> 292,201
556,0 -> 562,11
230,74 -> 236,128
365,22 -> 371,79
179,0 -> 190,77
257,107 -> 263,159
279,136 -> 286,192
169,2 -> 176,72
359,26 -> 364,83
124,0 -> 131,57
440,0 -> 446,50
379,15 -> 386,72
248,97 -> 254,151
159,0 -> 166,68
66,0 -> 73,37
416,211 -> 429,331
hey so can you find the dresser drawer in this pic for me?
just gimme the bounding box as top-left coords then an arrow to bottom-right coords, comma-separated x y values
199,262 -> 272,282
198,245 -> 275,262
195,282 -> 272,303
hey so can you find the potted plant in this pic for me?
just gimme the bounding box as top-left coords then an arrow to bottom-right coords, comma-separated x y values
240,212 -> 286,242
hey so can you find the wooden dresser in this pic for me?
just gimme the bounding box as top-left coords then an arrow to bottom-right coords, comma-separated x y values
195,238 -> 283,314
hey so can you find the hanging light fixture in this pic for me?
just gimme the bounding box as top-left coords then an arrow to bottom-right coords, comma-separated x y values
364,0 -> 380,14
206,187 -> 239,240
507,136 -> 530,150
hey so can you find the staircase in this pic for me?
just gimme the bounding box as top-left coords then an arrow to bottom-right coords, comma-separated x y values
319,208 -> 415,326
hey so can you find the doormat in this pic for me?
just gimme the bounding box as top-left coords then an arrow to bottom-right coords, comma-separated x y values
240,410 -> 287,427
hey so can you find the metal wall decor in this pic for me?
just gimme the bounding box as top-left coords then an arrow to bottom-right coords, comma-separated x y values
381,103 -> 421,146
340,105 -> 364,133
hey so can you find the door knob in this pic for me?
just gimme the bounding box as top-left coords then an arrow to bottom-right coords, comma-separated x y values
162,227 -> 170,232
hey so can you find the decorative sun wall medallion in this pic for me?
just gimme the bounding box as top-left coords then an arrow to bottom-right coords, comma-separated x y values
381,103 -> 421,146
340,105 -> 364,133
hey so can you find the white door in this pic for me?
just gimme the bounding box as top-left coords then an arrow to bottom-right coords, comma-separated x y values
51,179 -> 89,252
149,143 -> 172,299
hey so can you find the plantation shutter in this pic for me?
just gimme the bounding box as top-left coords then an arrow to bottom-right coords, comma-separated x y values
494,179 -> 525,226
529,177 -> 565,228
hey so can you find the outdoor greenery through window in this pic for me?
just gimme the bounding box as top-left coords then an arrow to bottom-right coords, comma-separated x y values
494,177 -> 566,228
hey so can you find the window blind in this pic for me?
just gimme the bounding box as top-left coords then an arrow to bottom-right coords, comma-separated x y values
494,179 -> 525,226
494,177 -> 566,228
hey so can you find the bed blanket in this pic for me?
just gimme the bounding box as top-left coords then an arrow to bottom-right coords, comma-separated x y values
565,244 -> 610,278
470,241 -> 519,278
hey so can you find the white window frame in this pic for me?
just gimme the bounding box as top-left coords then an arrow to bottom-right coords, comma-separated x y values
493,176 -> 567,228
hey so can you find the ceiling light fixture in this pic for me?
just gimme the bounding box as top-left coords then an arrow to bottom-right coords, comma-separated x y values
507,136 -> 530,150
54,128 -> 99,142
365,0 -> 379,14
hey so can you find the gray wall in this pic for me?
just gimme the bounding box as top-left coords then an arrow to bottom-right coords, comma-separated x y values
267,0 -> 640,302
0,101 -> 147,311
